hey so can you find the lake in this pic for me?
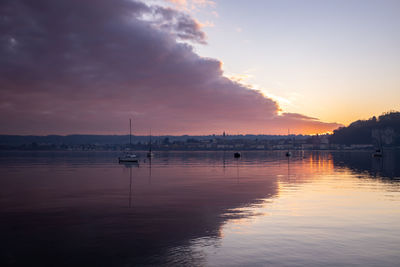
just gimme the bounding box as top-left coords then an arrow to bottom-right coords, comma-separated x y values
1,150 -> 400,266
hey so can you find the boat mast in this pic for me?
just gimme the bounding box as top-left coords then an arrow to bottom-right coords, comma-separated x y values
378,129 -> 383,153
149,128 -> 152,153
129,118 -> 132,147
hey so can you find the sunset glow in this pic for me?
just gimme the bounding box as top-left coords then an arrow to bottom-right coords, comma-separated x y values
0,0 -> 399,135
1,2 -> 400,266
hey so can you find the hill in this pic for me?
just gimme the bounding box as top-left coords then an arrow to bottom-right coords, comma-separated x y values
329,111 -> 400,146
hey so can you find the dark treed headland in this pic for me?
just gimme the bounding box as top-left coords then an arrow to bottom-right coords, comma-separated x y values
0,111 -> 399,151
329,111 -> 400,146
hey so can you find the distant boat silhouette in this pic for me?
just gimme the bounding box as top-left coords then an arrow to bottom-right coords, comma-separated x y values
285,129 -> 292,157
147,129 -> 154,158
119,118 -> 139,163
234,152 -> 241,158
373,149 -> 383,157
372,129 -> 383,158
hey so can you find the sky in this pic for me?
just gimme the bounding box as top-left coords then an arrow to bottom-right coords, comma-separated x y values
175,0 -> 400,125
0,0 -> 399,135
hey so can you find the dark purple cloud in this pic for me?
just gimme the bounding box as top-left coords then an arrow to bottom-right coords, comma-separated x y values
0,0 -> 340,135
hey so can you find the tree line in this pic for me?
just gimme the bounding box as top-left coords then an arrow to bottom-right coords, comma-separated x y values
329,111 -> 400,146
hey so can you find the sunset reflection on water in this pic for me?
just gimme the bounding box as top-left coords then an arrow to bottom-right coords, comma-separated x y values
0,151 -> 399,266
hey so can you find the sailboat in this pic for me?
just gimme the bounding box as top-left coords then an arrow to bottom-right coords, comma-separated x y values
373,149 -> 383,157
147,129 -> 154,158
285,129 -> 292,157
373,129 -> 383,158
119,119 -> 139,163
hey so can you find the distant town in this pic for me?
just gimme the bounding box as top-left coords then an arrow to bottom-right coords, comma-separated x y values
1,112 -> 399,151
0,133 -> 327,151
0,133 -> 396,151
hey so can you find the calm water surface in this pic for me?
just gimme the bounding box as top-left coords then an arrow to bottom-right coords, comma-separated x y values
1,151 -> 400,266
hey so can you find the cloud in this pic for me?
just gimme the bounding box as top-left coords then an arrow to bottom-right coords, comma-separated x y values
281,113 -> 318,121
151,6 -> 206,44
0,0 -> 341,135
211,11 -> 219,18
167,0 -> 215,11
167,0 -> 188,7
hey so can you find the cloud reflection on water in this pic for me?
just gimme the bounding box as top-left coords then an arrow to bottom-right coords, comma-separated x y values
0,150 -> 399,265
